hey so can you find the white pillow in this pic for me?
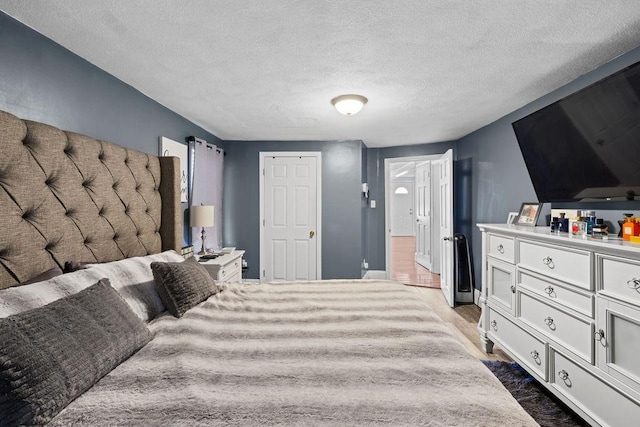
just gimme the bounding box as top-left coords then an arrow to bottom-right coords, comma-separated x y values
0,267 -> 105,318
83,250 -> 185,322
0,251 -> 185,321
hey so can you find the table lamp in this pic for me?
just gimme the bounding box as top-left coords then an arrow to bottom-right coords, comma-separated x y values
190,204 -> 214,255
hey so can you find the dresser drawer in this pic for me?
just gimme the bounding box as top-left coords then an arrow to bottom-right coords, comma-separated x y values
488,308 -> 547,380
551,349 -> 640,427
599,255 -> 640,307
488,234 -> 515,263
219,260 -> 242,283
518,240 -> 592,290
518,270 -> 594,317
518,291 -> 593,363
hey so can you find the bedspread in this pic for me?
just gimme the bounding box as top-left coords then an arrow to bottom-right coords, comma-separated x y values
51,280 -> 536,426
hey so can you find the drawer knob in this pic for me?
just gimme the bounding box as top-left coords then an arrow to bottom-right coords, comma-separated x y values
497,244 -> 504,254
544,316 -> 556,330
490,320 -> 497,331
542,256 -> 555,269
510,285 -> 516,293
594,329 -> 606,346
530,350 -> 539,360
627,278 -> 640,290
544,286 -> 555,296
558,370 -> 569,381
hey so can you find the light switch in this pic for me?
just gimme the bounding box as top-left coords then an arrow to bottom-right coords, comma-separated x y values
371,200 -> 376,208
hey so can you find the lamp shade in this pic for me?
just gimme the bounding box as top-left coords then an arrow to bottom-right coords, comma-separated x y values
190,205 -> 214,227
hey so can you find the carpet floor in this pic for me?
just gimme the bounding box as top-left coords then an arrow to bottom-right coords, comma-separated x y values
483,361 -> 589,427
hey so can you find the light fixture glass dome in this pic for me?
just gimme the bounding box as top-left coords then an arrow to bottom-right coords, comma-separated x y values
331,94 -> 368,115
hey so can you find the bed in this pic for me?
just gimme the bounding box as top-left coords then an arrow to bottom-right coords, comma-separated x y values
0,109 -> 537,426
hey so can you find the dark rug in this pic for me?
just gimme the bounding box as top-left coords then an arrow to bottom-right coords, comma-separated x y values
482,361 -> 588,427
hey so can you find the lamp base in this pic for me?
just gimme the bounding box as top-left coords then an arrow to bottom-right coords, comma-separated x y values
199,227 -> 207,255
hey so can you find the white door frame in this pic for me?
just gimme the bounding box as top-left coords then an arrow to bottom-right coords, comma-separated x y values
259,152 -> 322,281
384,154 -> 443,279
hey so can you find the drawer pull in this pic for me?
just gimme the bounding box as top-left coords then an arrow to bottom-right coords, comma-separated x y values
544,286 -> 554,296
627,278 -> 640,290
530,350 -> 539,360
595,329 -> 607,346
542,256 -> 555,269
544,316 -> 556,330
557,369 -> 571,386
490,320 -> 497,331
510,285 -> 516,293
497,244 -> 504,254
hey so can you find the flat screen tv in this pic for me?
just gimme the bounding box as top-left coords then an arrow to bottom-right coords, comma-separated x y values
512,59 -> 640,203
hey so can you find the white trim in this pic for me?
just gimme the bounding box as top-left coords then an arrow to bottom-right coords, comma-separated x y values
259,152 -> 322,282
363,270 -> 387,280
384,154 -> 444,279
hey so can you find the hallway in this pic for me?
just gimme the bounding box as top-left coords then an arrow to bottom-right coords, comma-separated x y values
391,236 -> 440,288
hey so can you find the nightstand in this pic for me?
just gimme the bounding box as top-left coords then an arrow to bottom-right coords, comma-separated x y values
198,250 -> 245,283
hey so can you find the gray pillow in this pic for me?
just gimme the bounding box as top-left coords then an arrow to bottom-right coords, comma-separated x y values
151,257 -> 218,317
0,278 -> 152,426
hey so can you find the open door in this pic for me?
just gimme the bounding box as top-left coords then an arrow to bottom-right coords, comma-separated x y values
415,161 -> 431,270
436,149 -> 454,307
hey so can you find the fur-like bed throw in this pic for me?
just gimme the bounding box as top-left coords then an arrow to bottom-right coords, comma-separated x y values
51,280 -> 536,426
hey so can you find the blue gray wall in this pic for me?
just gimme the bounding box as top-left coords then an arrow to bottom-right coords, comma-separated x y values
457,44 -> 640,290
365,142 -> 456,270
0,11 -> 221,246
222,140 -> 365,280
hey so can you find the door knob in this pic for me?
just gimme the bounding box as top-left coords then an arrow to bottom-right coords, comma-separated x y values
309,231 -> 315,238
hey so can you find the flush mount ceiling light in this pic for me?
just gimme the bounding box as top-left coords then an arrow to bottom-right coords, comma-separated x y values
331,94 -> 368,116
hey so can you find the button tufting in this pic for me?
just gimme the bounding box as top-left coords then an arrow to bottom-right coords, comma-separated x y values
45,241 -> 55,250
63,145 -> 72,155
21,209 -> 34,220
99,207 -> 106,216
98,152 -> 105,161
113,233 -> 119,239
84,237 -> 92,244
45,176 -> 56,186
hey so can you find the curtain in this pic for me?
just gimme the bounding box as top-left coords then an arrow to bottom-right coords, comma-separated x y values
190,139 -> 224,252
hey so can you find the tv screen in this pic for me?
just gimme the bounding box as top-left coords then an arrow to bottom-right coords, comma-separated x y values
512,60 -> 640,202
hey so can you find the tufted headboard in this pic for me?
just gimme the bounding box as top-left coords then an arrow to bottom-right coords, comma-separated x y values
0,110 -> 182,289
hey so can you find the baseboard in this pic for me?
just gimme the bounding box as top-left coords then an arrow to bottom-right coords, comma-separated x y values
474,289 -> 481,306
363,270 -> 386,279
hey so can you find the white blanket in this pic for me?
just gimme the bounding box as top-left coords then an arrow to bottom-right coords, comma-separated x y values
51,280 -> 537,426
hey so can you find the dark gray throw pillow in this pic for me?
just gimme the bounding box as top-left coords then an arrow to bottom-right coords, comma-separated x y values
151,257 -> 218,317
0,279 -> 152,426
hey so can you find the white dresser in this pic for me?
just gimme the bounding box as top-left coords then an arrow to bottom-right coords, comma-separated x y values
198,250 -> 245,283
478,224 -> 640,426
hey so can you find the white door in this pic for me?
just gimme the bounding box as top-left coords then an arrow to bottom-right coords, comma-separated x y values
415,161 -> 431,270
437,149 -> 454,307
261,153 -> 321,281
391,182 -> 414,236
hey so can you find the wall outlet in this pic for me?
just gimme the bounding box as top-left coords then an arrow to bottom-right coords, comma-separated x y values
371,200 -> 376,208
362,259 -> 369,269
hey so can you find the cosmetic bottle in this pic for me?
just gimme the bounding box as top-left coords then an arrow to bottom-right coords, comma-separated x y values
558,212 -> 568,233
622,215 -> 639,241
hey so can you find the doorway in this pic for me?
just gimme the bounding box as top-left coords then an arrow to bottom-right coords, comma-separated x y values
259,152 -> 322,282
385,155 -> 443,287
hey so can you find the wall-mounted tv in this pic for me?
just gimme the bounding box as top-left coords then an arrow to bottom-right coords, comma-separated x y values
512,59 -> 640,203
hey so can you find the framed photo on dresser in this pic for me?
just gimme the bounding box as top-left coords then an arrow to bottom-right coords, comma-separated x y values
516,202 -> 542,226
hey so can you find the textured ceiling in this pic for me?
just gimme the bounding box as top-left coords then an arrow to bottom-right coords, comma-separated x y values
2,1 -> 640,148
